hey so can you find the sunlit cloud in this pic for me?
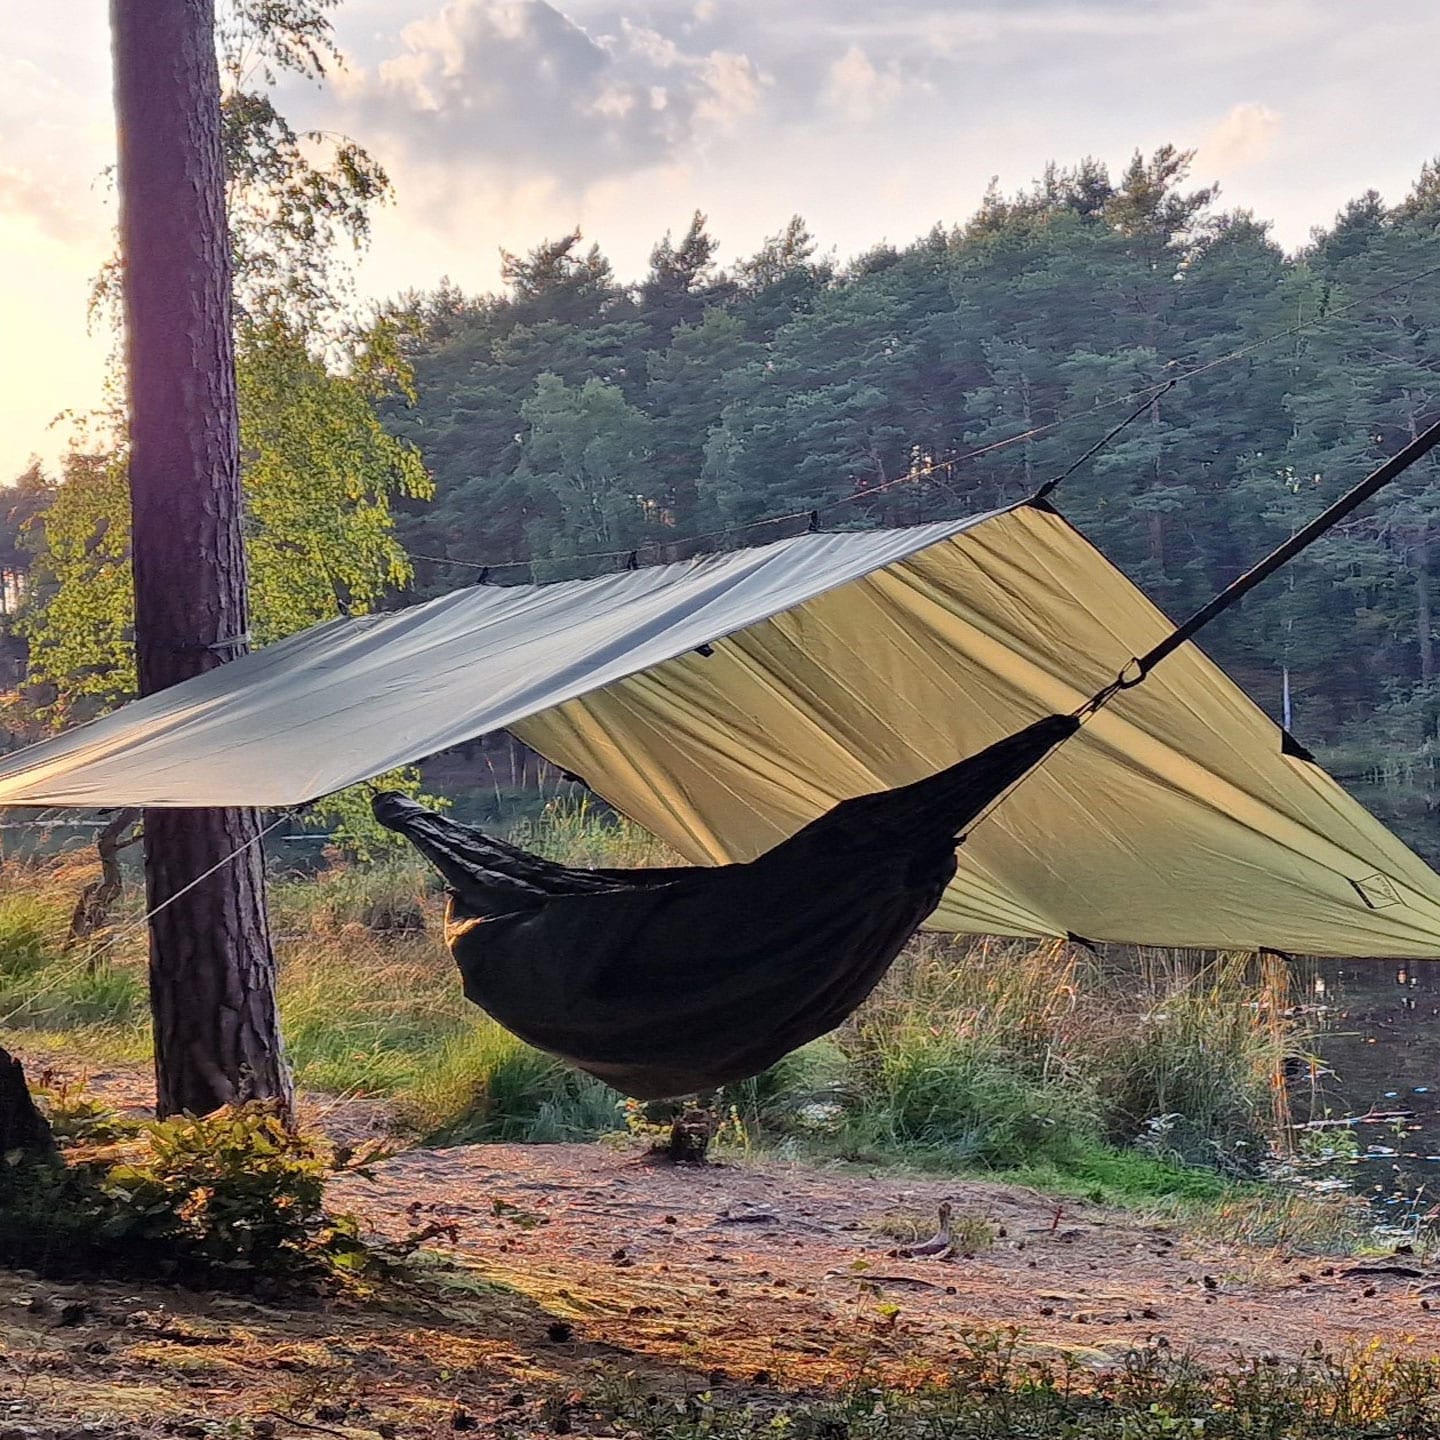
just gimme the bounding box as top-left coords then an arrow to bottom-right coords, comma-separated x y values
1199,101 -> 1282,175
823,45 -> 906,125
0,162 -> 91,246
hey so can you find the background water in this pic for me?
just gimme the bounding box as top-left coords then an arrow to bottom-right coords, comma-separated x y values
1298,958 -> 1440,1227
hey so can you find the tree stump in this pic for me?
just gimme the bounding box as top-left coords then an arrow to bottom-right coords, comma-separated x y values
0,1047 -> 56,1159
664,1108 -> 715,1165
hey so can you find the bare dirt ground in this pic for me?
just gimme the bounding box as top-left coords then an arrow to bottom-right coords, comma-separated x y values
2,1056 -> 1439,1438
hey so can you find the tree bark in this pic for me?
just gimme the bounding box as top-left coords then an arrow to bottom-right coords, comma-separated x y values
110,0 -> 292,1118
1418,528 -> 1435,689
0,1047 -> 56,1161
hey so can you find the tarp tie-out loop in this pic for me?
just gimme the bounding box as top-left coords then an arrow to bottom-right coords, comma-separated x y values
1032,380 -> 1177,504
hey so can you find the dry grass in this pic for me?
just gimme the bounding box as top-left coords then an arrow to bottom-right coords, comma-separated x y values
0,804 -> 1320,1211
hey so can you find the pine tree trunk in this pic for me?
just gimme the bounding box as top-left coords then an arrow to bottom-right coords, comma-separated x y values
1147,393 -> 1166,569
1418,529 -> 1434,689
110,0 -> 292,1119
1019,371 -> 1035,493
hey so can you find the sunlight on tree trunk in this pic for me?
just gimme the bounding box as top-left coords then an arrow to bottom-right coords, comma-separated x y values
110,0 -> 291,1119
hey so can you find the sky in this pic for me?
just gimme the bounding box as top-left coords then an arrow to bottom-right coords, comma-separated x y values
4,0 -> 1440,483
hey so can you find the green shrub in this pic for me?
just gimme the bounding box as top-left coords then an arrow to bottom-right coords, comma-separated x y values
0,1102 -> 372,1286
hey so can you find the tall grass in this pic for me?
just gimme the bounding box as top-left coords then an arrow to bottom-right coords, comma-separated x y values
0,850 -> 151,1052
509,792 -> 678,868
725,937 -> 1304,1182
0,801 -> 1311,1204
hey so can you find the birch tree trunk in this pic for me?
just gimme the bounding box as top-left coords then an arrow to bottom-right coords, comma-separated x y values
110,0 -> 292,1118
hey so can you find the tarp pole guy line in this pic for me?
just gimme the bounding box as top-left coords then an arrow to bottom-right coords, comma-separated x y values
1131,416 -> 1440,684
956,418 -> 1440,845
1031,380 -> 1177,503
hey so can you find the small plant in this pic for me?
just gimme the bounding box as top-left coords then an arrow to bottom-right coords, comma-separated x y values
621,1093 -> 749,1163
1296,1118 -> 1363,1166
32,1072 -> 137,1144
102,1104 -> 375,1277
0,1099 -> 378,1287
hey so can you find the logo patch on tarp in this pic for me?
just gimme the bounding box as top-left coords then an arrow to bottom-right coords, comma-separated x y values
1352,873 -> 1403,910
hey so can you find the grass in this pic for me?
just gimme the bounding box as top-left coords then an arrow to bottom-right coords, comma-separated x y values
0,796 -> 1360,1242
573,1337 -> 1440,1440
729,938 -> 1303,1188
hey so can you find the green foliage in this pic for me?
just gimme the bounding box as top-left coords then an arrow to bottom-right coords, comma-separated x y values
299,767 -> 448,864
520,373 -> 657,556
18,452 -> 135,713
0,858 -> 149,1041
101,1105 -> 369,1277
0,1101 -> 372,1285
239,316 -> 431,642
20,317 -> 429,718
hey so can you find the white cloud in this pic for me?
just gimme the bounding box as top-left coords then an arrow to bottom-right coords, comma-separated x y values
333,0 -> 768,198
695,50 -> 764,131
824,44 -> 905,125
1200,101 -> 1281,174
0,161 -> 90,246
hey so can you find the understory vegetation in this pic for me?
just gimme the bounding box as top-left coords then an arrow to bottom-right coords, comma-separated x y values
573,1341 -> 1440,1440
0,802 -> 1325,1216
0,1096 -> 374,1287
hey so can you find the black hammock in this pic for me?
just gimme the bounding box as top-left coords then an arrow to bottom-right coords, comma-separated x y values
372,713 -> 1077,1099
